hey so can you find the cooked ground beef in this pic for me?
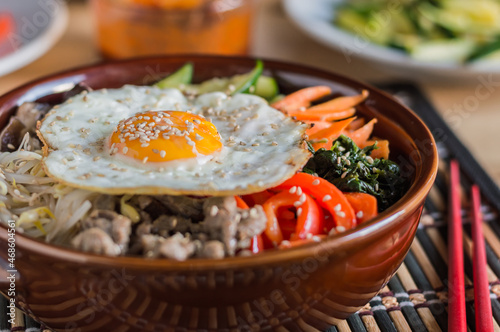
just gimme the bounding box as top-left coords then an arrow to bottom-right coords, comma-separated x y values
72,228 -> 121,256
70,194 -> 267,260
73,210 -> 132,255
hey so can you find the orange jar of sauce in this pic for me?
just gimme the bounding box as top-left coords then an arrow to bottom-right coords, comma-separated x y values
91,0 -> 254,58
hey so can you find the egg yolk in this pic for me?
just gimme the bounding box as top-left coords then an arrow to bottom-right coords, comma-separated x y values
108,111 -> 223,163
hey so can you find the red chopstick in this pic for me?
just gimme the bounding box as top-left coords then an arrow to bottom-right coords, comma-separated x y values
448,160 -> 466,331
471,184 -> 494,331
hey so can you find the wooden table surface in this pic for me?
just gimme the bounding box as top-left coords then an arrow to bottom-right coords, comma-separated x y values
1,0 -> 499,186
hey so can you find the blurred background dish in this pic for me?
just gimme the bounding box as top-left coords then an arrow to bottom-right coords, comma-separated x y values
0,0 -> 68,77
283,0 -> 500,82
91,0 -> 255,58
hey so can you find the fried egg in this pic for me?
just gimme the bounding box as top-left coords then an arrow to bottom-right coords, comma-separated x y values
37,85 -> 310,196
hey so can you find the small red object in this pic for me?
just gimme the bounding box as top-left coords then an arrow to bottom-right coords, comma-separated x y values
471,184 -> 494,332
0,13 -> 14,45
448,160 -> 467,331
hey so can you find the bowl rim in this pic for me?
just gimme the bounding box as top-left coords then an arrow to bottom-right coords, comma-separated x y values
0,55 -> 438,270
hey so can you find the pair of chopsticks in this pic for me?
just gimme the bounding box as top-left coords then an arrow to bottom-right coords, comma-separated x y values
448,160 -> 493,331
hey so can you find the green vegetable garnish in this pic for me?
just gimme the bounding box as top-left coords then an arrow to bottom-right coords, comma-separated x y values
303,135 -> 409,211
155,63 -> 193,89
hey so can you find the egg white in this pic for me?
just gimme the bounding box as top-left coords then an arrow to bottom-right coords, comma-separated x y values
37,85 -> 310,196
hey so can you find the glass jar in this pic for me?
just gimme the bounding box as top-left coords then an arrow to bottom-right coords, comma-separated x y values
91,0 -> 255,58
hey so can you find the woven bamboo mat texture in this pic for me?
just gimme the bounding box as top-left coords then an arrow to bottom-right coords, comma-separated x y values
1,84 -> 499,331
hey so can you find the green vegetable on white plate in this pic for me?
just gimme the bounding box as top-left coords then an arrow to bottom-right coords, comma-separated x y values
334,0 -> 500,63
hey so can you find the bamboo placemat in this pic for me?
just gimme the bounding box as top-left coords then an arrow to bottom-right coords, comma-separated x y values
1,84 -> 499,332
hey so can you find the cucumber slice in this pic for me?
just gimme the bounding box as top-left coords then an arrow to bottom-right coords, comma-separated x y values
467,39 -> 500,62
155,63 -> 193,89
410,39 -> 475,63
254,76 -> 279,100
229,60 -> 264,95
179,60 -> 265,96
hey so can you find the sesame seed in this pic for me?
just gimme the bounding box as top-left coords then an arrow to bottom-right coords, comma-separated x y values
271,141 -> 278,146
97,173 -> 105,177
312,179 -> 320,186
336,226 -> 346,233
193,119 -> 201,124
7,144 -> 15,150
62,127 -> 70,131
338,146 -> 345,152
356,211 -> 364,218
366,156 -> 374,164
270,124 -> 278,129
210,205 -> 219,216
336,211 -> 346,218
262,132 -> 269,136
289,186 -> 297,194
251,143 -> 260,146
341,171 -> 348,178
122,147 -> 128,154
334,204 -> 341,211
160,150 -> 166,158
297,207 -> 303,217
293,201 -> 302,207
322,195 -> 332,202
93,156 -> 101,161
195,134 -> 203,141
375,183 -> 379,191
299,194 -> 306,203
297,186 -> 302,195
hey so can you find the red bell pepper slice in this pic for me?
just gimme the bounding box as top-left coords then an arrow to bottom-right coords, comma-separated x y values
273,173 -> 356,230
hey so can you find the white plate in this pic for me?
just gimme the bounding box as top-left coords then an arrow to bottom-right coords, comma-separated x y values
0,0 -> 68,77
283,0 -> 500,82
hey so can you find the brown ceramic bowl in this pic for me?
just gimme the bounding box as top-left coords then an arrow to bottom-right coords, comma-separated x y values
0,56 -> 438,331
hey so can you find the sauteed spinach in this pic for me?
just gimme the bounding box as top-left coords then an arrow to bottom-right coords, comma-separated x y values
303,135 -> 409,211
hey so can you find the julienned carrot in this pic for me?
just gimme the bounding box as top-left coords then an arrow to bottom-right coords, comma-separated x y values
289,107 -> 356,122
305,120 -> 332,136
309,117 -> 356,150
287,89 -> 368,121
306,90 -> 368,112
359,139 -> 390,160
346,118 -> 365,131
345,118 -> 377,146
235,196 -> 249,209
271,86 -> 331,112
343,192 -> 378,224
